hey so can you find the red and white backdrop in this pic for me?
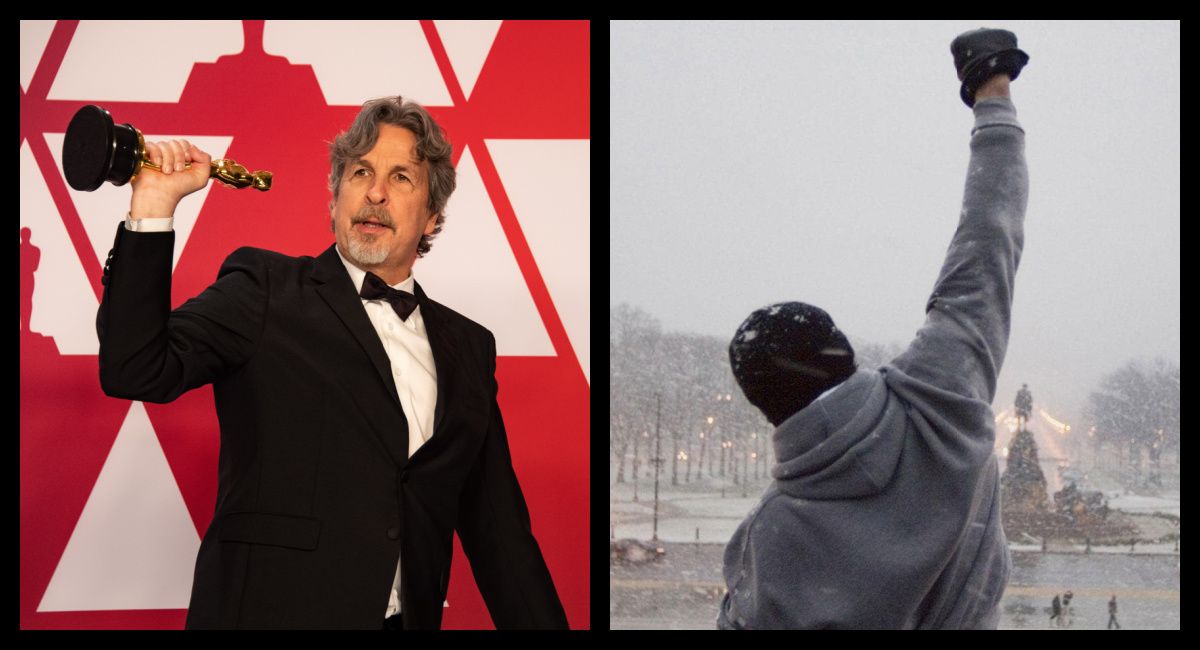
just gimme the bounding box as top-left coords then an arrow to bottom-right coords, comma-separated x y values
19,20 -> 589,630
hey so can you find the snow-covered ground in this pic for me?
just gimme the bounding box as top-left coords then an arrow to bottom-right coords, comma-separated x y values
1106,491 -> 1180,518
611,478 -> 1180,549
611,460 -> 1180,629
612,542 -> 1180,629
1007,542 -> 1177,554
610,479 -> 761,544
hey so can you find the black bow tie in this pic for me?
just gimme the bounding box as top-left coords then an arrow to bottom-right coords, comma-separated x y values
360,271 -> 418,321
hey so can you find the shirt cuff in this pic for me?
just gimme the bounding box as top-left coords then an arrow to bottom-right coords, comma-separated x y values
125,213 -> 174,231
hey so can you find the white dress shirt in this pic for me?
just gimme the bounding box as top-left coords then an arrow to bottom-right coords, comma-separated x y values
124,215 -> 438,619
335,248 -> 439,619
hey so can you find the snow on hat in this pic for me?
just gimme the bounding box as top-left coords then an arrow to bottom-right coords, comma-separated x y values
729,302 -> 856,426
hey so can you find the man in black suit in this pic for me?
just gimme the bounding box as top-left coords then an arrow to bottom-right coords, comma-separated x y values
96,96 -> 568,630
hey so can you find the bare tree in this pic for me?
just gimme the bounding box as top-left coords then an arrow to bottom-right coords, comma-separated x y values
610,304 -> 661,484
1083,358 -> 1180,487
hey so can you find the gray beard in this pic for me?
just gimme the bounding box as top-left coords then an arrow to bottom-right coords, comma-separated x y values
344,233 -> 389,266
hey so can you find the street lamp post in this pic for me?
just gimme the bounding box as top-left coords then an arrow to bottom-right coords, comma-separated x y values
671,428 -> 679,487
720,440 -> 730,479
652,393 -> 663,542
724,438 -> 734,489
751,431 -> 759,479
710,393 -> 733,478
742,447 -> 749,497
684,438 -> 692,483
632,430 -> 647,503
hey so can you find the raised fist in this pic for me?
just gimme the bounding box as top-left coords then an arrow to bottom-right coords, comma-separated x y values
950,28 -> 1030,107
129,139 -> 212,218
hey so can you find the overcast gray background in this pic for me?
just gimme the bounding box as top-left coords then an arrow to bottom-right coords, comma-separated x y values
611,20 -> 1180,428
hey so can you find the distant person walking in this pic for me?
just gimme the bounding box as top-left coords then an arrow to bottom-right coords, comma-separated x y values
1050,594 -> 1061,627
1107,594 -> 1120,629
1060,590 -> 1074,627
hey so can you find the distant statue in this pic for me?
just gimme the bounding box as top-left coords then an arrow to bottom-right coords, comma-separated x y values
1053,481 -> 1110,525
20,227 -> 39,335
1001,426 -> 1049,512
1015,383 -> 1033,430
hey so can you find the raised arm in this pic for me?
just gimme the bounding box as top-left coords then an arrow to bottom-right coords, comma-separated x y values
96,138 -> 263,403
889,68 -> 1029,404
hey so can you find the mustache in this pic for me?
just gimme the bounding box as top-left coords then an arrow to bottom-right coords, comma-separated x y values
352,207 -> 394,228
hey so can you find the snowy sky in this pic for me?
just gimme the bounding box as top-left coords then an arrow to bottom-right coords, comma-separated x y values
610,20 -> 1180,430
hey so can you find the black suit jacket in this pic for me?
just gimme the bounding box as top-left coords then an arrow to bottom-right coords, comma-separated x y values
96,224 -> 568,629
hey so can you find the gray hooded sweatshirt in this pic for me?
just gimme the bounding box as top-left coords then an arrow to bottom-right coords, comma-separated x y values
719,97 -> 1028,629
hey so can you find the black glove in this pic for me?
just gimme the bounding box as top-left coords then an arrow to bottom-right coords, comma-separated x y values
950,28 -> 1030,107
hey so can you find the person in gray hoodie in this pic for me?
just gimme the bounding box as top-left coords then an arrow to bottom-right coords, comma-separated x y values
719,29 -> 1030,629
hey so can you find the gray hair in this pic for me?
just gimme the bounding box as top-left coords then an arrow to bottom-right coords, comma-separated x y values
328,96 -> 456,257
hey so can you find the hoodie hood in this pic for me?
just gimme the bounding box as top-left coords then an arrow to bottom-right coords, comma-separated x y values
771,369 -> 908,500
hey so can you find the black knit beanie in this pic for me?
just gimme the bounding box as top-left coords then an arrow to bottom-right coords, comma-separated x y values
729,302 -> 857,426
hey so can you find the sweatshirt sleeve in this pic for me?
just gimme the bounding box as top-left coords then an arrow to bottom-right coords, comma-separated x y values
889,97 -> 1028,404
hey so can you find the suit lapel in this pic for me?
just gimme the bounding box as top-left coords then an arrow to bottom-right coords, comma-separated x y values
413,281 -> 456,446
310,245 -> 404,416
309,247 -> 457,463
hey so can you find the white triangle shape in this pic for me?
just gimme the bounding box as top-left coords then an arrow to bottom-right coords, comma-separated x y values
48,21 -> 243,103
20,142 -> 100,356
486,140 -> 590,382
413,145 -> 554,356
434,20 -> 503,101
19,20 -> 56,94
38,402 -> 201,612
43,132 -> 231,275
264,20 -> 452,106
